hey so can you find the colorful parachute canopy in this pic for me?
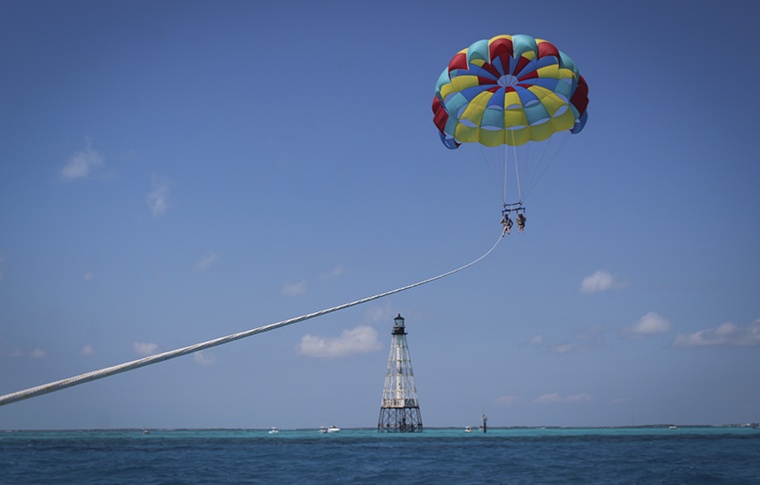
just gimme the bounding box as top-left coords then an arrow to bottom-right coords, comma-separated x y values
432,34 -> 588,149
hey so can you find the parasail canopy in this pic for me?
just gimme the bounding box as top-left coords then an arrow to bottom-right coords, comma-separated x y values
433,34 -> 588,150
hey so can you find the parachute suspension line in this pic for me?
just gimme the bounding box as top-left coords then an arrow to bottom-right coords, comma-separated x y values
502,129 -> 523,207
0,235 -> 504,407
502,144 -> 508,206
512,140 -> 524,204
522,131 -> 569,202
457,144 -> 501,199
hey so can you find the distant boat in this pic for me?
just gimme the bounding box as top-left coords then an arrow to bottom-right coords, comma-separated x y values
326,425 -> 340,433
464,426 -> 473,433
268,427 -> 279,434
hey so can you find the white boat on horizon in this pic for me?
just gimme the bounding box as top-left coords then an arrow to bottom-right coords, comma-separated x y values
320,425 -> 340,433
268,427 -> 279,434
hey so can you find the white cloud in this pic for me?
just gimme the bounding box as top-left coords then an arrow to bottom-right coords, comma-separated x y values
626,312 -> 672,337
146,173 -> 172,217
281,279 -> 308,297
30,348 -> 46,359
579,270 -> 626,294
533,392 -> 592,404
278,265 -> 344,299
194,251 -> 219,272
133,342 -> 159,356
673,319 -> 760,347
61,139 -> 103,180
319,265 -> 343,281
80,344 -> 96,356
551,342 -> 575,354
298,325 -> 383,358
527,334 -> 545,346
193,351 -> 215,365
565,393 -> 593,403
534,392 -> 562,404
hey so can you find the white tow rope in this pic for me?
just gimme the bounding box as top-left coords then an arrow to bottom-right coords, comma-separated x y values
0,235 -> 503,406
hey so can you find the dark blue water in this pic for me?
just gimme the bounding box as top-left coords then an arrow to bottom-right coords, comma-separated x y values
2,427 -> 759,484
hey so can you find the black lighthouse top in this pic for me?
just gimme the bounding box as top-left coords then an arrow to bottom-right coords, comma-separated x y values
392,313 -> 407,335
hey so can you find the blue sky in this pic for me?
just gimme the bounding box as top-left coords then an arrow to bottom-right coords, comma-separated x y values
1,0 -> 759,430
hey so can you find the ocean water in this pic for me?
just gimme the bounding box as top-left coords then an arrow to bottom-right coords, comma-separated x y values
1,427 -> 759,484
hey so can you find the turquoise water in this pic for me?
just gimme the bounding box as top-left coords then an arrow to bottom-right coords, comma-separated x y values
2,427 -> 759,484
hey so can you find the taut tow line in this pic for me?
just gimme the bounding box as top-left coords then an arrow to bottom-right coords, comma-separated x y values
0,235 -> 503,407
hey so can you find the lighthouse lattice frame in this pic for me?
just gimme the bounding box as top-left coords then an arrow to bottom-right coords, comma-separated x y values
377,314 -> 423,432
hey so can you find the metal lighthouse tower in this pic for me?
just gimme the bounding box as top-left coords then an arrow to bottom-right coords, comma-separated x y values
377,314 -> 423,432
